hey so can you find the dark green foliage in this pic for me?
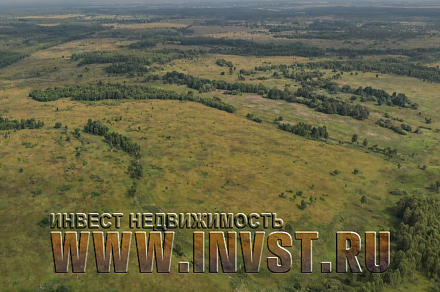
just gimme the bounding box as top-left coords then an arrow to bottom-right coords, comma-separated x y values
299,200 -> 307,210
394,195 -> 440,281
401,123 -> 412,132
29,83 -> 236,113
128,160 -> 143,179
104,63 -> 150,74
71,49 -> 197,75
83,119 -> 140,157
307,58 -> 440,83
71,49 -> 194,67
164,71 -> 369,120
71,128 -> 81,139
273,20 -> 425,41
0,116 -> 44,130
177,36 -> 325,57
389,189 -> 408,196
54,122 -> 62,129
163,71 -> 266,94
127,181 -> 138,197
84,119 -> 109,136
246,113 -> 263,123
58,184 -> 73,192
367,144 -> 398,158
104,132 -> 141,158
127,39 -> 158,50
351,134 -> 358,143
37,216 -> 50,228
278,122 -> 329,140
376,119 -> 408,135
271,86 -> 371,120
0,22 -> 106,68
430,181 -> 440,193
330,170 -> 340,176
283,66 -> 415,108
215,58 -> 233,67
361,195 -> 367,204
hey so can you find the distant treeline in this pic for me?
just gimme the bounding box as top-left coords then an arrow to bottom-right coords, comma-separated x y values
0,51 -> 29,69
163,71 -> 371,120
104,63 -> 150,75
0,116 -> 44,131
278,122 -> 329,140
71,49 -> 197,73
29,83 -> 236,113
270,19 -> 425,37
170,36 -> 440,60
0,22 -> 106,69
307,58 -> 440,83
327,47 -> 440,61
273,20 -> 424,41
173,36 -> 325,57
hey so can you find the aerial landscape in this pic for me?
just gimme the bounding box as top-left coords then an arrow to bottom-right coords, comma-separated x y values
1,0 -> 440,291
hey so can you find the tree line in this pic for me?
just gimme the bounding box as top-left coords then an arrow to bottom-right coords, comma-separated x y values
71,49 -> 198,74
215,58 -> 234,67
0,116 -> 44,131
172,36 -> 325,57
71,49 -> 196,66
376,119 -> 411,135
306,58 -> 440,83
0,21 -> 106,69
163,70 -> 371,120
282,66 -> 417,108
29,83 -> 236,113
278,122 -> 329,140
84,119 -> 140,158
269,86 -> 371,120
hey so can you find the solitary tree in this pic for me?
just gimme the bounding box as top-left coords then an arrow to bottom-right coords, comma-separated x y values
361,195 -> 367,205
352,134 -> 358,143
299,200 -> 307,210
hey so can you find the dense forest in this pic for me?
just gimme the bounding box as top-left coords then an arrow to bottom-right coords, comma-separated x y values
0,21 -> 106,68
393,195 -> 440,282
174,36 -> 326,57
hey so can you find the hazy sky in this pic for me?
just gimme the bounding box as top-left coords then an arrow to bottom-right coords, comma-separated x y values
0,0 -> 434,8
